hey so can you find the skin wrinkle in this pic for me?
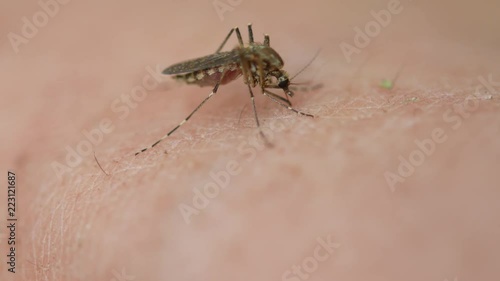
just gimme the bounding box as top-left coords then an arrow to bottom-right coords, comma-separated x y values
29,171 -> 111,279
65,178 -> 105,278
31,188 -> 62,278
29,187 -> 58,278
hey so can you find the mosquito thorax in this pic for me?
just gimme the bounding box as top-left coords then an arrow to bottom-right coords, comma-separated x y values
240,43 -> 284,70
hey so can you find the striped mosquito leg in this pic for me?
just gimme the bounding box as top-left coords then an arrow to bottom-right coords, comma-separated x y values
263,89 -> 315,118
246,84 -> 272,147
134,81 -> 223,156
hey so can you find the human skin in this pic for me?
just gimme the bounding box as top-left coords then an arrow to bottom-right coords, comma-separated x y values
1,0 -> 500,280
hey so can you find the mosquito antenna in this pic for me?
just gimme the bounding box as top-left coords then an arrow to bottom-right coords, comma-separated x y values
290,48 -> 321,81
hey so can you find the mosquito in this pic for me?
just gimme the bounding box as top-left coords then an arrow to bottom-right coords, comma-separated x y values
135,23 -> 315,155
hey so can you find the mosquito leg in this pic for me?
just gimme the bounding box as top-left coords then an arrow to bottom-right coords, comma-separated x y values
264,84 -> 293,103
257,58 -> 266,94
238,50 -> 270,146
248,23 -> 254,43
235,27 -> 244,47
247,84 -> 272,147
264,34 -> 270,46
215,26 -> 243,53
264,89 -> 292,107
135,74 -> 226,156
263,89 -> 315,118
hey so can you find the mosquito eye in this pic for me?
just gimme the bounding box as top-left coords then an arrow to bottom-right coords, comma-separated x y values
278,78 -> 289,88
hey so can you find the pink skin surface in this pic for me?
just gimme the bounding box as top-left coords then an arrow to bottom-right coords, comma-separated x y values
1,0 -> 500,280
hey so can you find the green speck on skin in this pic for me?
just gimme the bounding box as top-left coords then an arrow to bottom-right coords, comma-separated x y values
380,79 -> 393,89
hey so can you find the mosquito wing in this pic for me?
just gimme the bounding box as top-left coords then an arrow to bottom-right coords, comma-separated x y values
162,50 -> 241,75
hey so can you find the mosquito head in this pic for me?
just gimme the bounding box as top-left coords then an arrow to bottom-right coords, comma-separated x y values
276,72 -> 294,97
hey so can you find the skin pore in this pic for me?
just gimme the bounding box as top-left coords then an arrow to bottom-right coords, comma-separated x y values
2,0 -> 500,280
